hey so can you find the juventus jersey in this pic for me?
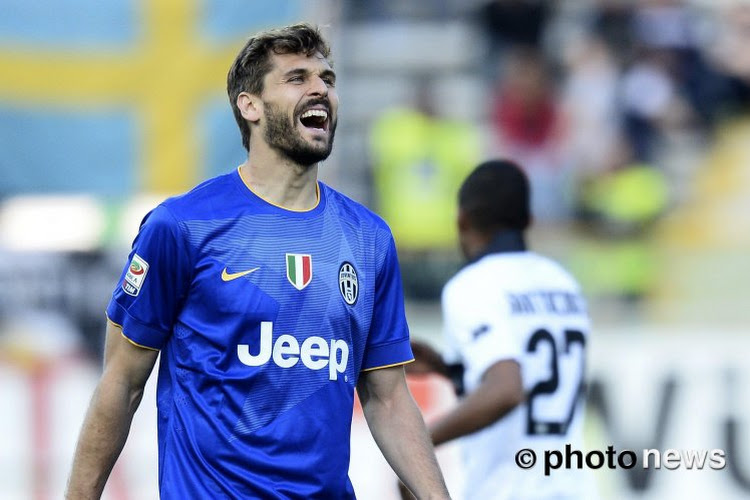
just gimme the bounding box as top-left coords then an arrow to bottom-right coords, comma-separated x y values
106,169 -> 413,499
441,231 -> 595,500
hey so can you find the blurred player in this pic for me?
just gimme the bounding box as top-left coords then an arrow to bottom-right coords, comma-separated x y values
66,23 -> 449,499
408,159 -> 595,500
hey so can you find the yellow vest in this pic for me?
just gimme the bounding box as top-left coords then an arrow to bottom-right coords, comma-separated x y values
370,109 -> 480,250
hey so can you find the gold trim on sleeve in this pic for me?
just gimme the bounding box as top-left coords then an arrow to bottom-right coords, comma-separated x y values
361,359 -> 415,372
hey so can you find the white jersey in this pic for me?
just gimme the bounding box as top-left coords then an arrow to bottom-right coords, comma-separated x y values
442,245 -> 595,500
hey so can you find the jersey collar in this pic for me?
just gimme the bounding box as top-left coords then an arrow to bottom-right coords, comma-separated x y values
234,167 -> 327,217
470,229 -> 527,264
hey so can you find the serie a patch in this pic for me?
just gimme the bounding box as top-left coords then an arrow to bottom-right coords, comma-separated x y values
122,254 -> 149,296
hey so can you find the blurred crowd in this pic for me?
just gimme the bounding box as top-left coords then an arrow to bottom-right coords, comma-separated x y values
362,0 -> 750,302
479,0 -> 748,215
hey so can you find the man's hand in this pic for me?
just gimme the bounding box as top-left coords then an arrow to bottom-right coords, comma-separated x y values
406,340 -> 448,377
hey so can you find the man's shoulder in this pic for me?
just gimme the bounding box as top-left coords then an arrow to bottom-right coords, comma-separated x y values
523,251 -> 583,291
443,251 -> 581,300
445,254 -> 513,291
159,171 -> 238,221
442,262 -> 485,305
321,183 -> 392,234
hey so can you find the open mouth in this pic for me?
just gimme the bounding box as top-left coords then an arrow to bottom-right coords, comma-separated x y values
299,108 -> 329,132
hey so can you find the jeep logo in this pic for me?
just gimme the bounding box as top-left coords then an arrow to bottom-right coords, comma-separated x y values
237,321 -> 349,381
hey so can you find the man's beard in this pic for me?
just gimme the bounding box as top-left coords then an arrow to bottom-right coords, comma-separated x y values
262,101 -> 337,167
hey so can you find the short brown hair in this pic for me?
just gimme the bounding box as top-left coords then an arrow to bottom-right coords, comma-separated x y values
227,23 -> 332,151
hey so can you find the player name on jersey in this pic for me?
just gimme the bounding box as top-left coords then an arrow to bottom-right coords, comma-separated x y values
507,290 -> 586,316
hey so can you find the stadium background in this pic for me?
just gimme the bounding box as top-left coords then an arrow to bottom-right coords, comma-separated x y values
0,0 -> 748,498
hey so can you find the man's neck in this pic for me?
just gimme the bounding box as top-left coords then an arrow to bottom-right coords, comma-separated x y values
239,145 -> 319,211
467,229 -> 526,263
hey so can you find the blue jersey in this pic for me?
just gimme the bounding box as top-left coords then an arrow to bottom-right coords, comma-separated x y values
106,169 -> 413,499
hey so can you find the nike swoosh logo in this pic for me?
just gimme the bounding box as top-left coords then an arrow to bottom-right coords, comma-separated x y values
221,267 -> 260,281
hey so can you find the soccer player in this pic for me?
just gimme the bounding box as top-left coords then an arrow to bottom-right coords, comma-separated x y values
66,24 -> 449,499
408,160 -> 594,499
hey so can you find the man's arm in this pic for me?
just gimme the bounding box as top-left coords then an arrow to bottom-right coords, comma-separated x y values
406,340 -> 450,376
357,365 -> 450,500
429,359 -> 523,446
66,321 -> 159,499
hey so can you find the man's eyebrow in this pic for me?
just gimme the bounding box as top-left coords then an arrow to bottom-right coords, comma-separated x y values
320,69 -> 336,81
281,68 -> 336,80
282,68 -> 307,78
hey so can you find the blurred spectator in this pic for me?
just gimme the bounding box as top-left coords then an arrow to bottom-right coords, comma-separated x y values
703,3 -> 750,110
560,35 -> 623,176
571,163 -> 669,304
632,0 -> 724,127
370,78 -> 480,298
709,3 -> 750,83
589,0 -> 635,64
492,49 -> 559,151
632,0 -> 695,52
489,49 -> 569,220
476,0 -> 551,51
618,49 -> 679,163
630,0 -> 746,131
579,163 -> 669,235
474,0 -> 552,80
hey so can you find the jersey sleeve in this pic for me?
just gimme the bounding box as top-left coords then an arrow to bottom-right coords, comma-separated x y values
360,232 -> 413,371
106,204 -> 192,350
442,278 -> 521,380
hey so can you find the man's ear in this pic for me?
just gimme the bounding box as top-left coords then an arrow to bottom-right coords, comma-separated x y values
457,208 -> 471,233
237,92 -> 262,123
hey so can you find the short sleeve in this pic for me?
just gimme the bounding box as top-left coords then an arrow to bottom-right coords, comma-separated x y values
360,232 -> 413,371
106,204 -> 192,350
441,277 -> 521,381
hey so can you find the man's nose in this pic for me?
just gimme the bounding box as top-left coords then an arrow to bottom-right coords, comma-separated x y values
307,75 -> 329,97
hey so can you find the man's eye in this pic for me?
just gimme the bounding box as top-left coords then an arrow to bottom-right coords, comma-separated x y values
288,76 -> 304,83
323,78 -> 336,87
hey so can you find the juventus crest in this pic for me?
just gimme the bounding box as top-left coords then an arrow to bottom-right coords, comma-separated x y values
338,262 -> 358,305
